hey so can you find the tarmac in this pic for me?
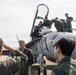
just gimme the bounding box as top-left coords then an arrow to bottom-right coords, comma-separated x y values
0,55 -> 57,75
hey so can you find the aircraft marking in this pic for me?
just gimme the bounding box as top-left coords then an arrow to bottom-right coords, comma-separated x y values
44,37 -> 49,52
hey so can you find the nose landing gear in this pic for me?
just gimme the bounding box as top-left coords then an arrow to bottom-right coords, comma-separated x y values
37,54 -> 47,75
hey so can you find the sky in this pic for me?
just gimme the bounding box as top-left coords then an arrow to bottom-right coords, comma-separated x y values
0,0 -> 76,47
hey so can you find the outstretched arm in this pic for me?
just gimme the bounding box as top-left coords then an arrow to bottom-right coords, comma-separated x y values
3,43 -> 16,55
3,43 -> 28,60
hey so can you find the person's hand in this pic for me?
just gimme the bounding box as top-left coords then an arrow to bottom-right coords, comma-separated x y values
2,42 -> 16,55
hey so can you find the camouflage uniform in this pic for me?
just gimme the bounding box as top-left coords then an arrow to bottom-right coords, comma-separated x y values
0,50 -> 28,75
51,57 -> 76,75
19,48 -> 34,75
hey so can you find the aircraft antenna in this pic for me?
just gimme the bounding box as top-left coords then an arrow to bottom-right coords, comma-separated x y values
16,33 -> 19,43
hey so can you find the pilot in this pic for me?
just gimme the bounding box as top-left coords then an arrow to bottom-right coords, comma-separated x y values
51,37 -> 76,75
0,38 -> 28,75
65,13 -> 73,32
42,15 -> 51,28
31,21 -> 43,39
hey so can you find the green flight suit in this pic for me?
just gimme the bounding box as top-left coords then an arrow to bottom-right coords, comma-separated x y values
19,48 -> 34,75
50,19 -> 64,32
0,50 -> 28,75
66,17 -> 73,32
51,57 -> 76,75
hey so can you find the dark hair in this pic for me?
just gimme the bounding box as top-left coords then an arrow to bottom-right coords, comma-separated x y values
39,21 -> 42,23
0,38 -> 3,49
53,37 -> 75,57
55,17 -> 58,19
19,40 -> 25,44
65,13 -> 68,15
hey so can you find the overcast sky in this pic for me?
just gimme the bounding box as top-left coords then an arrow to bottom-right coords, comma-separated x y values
0,0 -> 76,47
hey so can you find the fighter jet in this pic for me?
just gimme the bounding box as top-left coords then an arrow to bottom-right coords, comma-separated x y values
26,31 -> 76,61
26,4 -> 76,75
28,4 -> 76,62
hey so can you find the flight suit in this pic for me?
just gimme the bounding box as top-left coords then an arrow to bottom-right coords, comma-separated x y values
51,57 -> 76,75
31,26 -> 42,39
42,20 -> 51,28
66,17 -> 73,32
19,48 -> 34,75
0,50 -> 28,75
54,19 -> 64,32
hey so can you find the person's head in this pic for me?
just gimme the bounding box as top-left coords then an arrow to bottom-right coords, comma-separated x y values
38,21 -> 42,28
65,13 -> 68,17
52,37 -> 75,61
55,17 -> 58,19
0,38 -> 3,56
19,40 -> 25,49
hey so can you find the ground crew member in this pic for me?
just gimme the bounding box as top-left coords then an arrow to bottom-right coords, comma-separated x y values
65,13 -> 73,32
0,38 -> 28,75
51,37 -> 76,75
50,17 -> 64,32
19,40 -> 34,75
